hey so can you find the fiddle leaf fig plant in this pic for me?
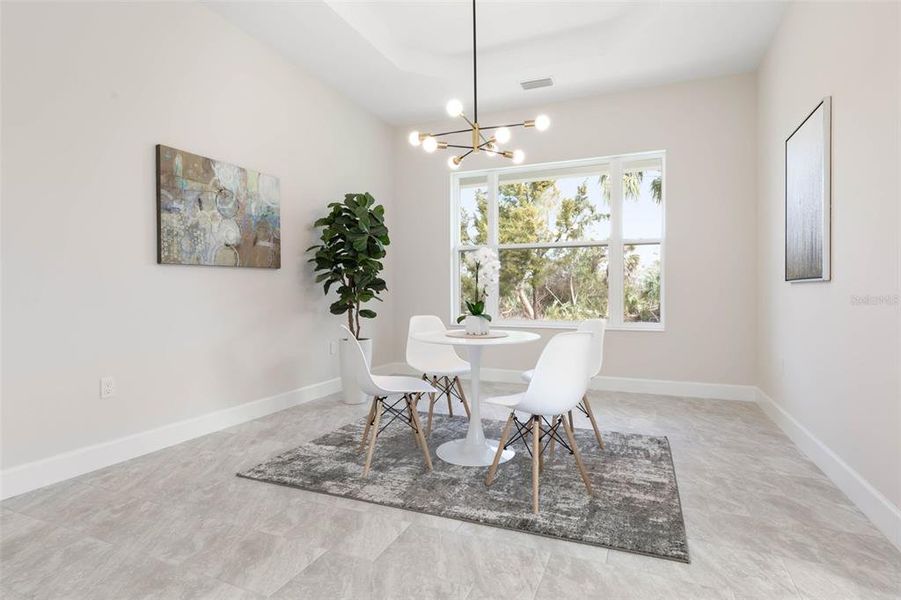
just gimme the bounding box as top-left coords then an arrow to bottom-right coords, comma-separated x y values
307,193 -> 389,339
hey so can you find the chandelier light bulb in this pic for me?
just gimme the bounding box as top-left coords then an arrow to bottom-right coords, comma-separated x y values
446,99 -> 464,118
422,136 -> 439,153
409,2 -> 545,167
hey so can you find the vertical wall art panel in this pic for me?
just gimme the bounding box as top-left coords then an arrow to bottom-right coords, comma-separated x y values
785,97 -> 831,282
156,145 -> 281,268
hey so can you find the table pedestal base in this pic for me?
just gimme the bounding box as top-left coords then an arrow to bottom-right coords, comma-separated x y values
435,439 -> 514,467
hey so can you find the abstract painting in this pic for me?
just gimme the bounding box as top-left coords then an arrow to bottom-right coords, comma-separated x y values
156,145 -> 280,268
785,97 -> 831,282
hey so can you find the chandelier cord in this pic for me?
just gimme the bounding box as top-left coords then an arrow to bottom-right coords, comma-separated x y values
472,0 -> 478,123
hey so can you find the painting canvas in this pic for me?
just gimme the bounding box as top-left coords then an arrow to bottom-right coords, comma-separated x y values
785,97 -> 830,282
156,145 -> 281,268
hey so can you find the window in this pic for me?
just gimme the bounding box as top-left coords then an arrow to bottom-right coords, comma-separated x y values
451,152 -> 664,329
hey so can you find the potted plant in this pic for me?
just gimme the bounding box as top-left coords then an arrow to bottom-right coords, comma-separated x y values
456,247 -> 500,335
307,193 -> 389,404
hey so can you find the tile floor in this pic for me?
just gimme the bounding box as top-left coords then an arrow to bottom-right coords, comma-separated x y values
2,383 -> 899,599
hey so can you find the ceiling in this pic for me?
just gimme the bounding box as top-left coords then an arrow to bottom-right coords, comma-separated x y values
208,1 -> 786,125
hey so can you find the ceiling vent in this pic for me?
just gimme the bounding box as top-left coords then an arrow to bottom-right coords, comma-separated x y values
520,77 -> 554,91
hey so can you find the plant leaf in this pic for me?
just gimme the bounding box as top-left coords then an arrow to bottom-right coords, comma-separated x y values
329,300 -> 350,315
311,195 -> 389,317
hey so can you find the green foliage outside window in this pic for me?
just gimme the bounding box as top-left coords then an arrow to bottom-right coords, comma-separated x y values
459,171 -> 662,323
624,244 -> 661,323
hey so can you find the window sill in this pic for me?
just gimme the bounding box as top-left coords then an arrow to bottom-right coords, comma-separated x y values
475,320 -> 665,332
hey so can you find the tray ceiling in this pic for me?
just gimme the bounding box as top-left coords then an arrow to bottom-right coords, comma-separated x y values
208,1 -> 785,124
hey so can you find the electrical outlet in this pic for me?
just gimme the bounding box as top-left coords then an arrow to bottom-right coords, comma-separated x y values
329,341 -> 338,356
100,376 -> 116,399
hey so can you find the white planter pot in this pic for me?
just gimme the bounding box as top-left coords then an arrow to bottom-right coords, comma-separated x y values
338,336 -> 373,405
464,315 -> 490,336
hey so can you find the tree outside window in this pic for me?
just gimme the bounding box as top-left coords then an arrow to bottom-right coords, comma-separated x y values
454,153 -> 664,328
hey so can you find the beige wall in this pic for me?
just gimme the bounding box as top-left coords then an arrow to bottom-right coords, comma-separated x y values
391,74 -> 758,384
0,2 -> 396,469
757,2 -> 900,506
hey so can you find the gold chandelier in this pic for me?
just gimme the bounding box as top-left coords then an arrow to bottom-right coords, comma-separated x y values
407,0 -> 550,170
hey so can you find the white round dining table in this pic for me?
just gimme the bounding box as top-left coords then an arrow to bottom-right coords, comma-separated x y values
411,328 -> 540,466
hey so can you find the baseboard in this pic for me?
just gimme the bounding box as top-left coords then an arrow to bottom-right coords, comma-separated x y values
371,362 -> 413,376
590,375 -> 756,401
376,362 -> 756,402
755,388 -> 901,552
381,361 -> 898,548
13,365 -> 893,552
0,376 -> 342,501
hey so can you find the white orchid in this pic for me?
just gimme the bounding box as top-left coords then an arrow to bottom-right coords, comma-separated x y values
459,247 -> 499,323
466,247 -> 500,292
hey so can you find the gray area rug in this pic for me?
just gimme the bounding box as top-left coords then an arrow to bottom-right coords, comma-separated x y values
238,414 -> 689,562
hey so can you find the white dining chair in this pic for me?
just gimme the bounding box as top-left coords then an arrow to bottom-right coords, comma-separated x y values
341,326 -> 437,477
521,319 -> 606,449
406,315 -> 471,434
484,331 -> 594,514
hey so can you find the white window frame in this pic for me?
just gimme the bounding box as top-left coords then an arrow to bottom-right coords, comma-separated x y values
450,151 -> 666,331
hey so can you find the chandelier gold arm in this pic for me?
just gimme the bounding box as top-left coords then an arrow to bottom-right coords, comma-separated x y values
407,0 -> 546,168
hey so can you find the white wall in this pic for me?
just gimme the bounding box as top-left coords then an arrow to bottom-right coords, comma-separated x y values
757,1 -> 900,510
0,2 -> 396,470
392,74 -> 758,385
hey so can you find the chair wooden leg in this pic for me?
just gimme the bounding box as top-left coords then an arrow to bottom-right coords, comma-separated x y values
562,416 -> 593,496
444,377 -> 454,417
532,416 -> 541,514
485,413 -> 514,487
538,419 -> 546,475
427,376 -> 438,435
454,376 -> 471,417
568,410 -> 575,432
362,398 -> 382,478
406,395 -> 422,450
407,396 -> 433,472
359,397 -> 378,452
581,394 -> 604,450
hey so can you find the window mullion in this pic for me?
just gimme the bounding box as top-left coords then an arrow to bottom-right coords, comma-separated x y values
608,159 -> 624,327
621,238 -> 661,246
487,172 -> 500,317
497,240 -> 609,250
450,175 -> 461,321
